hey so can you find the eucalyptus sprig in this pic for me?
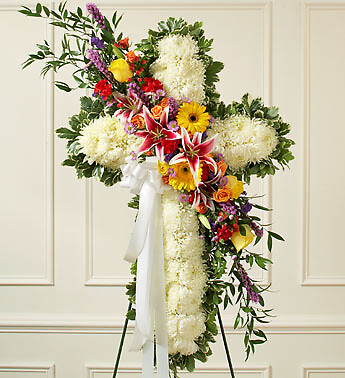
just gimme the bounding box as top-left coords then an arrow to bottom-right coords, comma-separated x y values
19,2 -> 124,91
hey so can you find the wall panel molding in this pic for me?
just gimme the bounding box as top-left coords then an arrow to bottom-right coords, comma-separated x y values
303,366 -> 345,377
86,364 -> 271,377
1,316 -> 345,335
0,364 -> 55,377
0,2 -> 54,286
302,2 -> 345,286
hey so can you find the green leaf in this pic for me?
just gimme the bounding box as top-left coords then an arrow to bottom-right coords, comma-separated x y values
112,45 -> 125,59
198,214 -> 211,230
186,356 -> 195,373
252,203 -> 272,211
36,3 -> 42,14
267,233 -> 273,252
126,309 -> 136,320
234,312 -> 241,329
56,127 -> 78,139
239,225 -> 247,236
62,158 -> 75,167
253,329 -> 267,340
268,231 -> 285,241
55,81 -> 72,92
43,6 -> 50,16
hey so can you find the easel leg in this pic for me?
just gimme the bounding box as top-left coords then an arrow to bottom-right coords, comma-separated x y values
217,305 -> 236,378
112,301 -> 132,378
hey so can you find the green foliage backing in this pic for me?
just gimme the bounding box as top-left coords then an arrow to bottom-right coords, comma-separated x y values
213,93 -> 295,183
56,96 -> 122,186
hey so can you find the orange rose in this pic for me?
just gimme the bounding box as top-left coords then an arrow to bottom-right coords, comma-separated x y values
217,160 -> 227,176
151,105 -> 163,119
131,114 -> 145,129
213,187 -> 232,203
162,175 -> 169,185
160,97 -> 169,108
196,203 -> 207,214
126,50 -> 139,63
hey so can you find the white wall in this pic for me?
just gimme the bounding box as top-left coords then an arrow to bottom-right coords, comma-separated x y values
0,0 -> 345,377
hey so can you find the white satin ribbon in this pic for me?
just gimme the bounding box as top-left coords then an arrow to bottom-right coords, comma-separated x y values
120,156 -> 169,378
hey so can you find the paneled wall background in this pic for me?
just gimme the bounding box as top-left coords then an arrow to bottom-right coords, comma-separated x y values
0,0 -> 344,377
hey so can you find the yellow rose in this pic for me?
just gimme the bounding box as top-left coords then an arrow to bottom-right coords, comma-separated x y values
108,59 -> 133,82
225,175 -> 243,199
231,225 -> 255,252
158,161 -> 169,175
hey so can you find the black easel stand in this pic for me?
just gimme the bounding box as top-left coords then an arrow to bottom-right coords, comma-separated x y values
112,302 -> 236,378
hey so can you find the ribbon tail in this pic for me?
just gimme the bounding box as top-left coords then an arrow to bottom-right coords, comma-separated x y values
142,340 -> 154,378
152,196 -> 169,378
124,179 -> 156,263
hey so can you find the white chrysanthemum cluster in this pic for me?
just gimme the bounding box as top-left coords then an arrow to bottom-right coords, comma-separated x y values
208,115 -> 279,171
150,35 -> 206,103
162,190 -> 207,355
78,115 -> 141,170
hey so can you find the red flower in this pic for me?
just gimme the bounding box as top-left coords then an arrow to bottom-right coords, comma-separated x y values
216,224 -> 232,242
94,79 -> 112,100
126,50 -> 139,63
142,77 -> 163,93
200,163 -> 210,182
118,37 -> 129,49
160,139 -> 180,154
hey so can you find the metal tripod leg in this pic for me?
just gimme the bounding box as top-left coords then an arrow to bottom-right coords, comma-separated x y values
217,305 -> 236,378
112,301 -> 132,378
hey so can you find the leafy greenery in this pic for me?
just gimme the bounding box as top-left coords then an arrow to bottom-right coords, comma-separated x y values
214,93 -> 295,184
56,96 -> 122,186
19,2 -> 125,91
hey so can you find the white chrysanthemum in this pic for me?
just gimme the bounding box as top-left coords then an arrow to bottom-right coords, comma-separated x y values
208,115 -> 279,171
150,35 -> 206,103
167,314 -> 206,355
162,190 -> 207,355
78,115 -> 141,170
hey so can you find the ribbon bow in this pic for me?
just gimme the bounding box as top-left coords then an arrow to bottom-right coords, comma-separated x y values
120,156 -> 169,378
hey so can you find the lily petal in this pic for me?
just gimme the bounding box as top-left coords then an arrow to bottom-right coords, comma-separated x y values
169,152 -> 187,165
186,155 -> 200,181
202,155 -> 218,172
138,135 -> 157,154
143,106 -> 162,134
195,136 -> 216,156
160,105 -> 169,127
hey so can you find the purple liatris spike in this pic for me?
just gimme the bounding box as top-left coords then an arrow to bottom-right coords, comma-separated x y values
86,3 -> 106,29
236,261 -> 259,303
87,49 -> 111,79
91,37 -> 105,49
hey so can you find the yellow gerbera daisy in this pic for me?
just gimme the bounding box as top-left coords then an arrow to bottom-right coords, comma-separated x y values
176,101 -> 210,134
168,162 -> 202,192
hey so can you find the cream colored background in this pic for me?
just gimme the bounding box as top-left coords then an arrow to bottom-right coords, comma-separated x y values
1,0 -> 345,377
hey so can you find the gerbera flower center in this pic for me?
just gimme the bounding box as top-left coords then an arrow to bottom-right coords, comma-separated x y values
189,114 -> 197,122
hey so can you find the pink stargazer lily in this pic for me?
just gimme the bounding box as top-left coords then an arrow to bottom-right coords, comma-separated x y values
169,127 -> 217,182
113,91 -> 143,123
136,106 -> 180,158
191,170 -> 222,210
